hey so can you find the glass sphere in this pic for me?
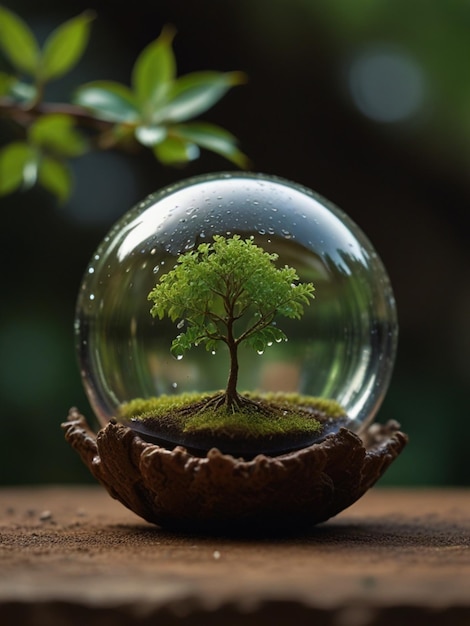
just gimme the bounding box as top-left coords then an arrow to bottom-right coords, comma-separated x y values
76,172 -> 397,444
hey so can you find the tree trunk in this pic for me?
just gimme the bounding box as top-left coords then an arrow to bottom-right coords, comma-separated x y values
225,324 -> 239,408
225,339 -> 240,408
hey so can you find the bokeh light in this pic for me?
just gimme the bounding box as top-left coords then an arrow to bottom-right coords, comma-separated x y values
348,46 -> 428,123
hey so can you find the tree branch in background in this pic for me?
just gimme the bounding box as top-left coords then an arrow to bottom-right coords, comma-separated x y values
0,5 -> 248,203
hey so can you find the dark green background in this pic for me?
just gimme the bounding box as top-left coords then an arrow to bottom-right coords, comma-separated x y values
1,0 -> 469,486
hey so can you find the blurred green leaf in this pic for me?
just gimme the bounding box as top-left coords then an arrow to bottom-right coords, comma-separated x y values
0,71 -> 14,96
173,122 -> 249,168
153,136 -> 199,165
21,153 -> 39,190
7,80 -> 37,103
74,81 -> 139,122
29,114 -> 87,157
132,26 -> 176,115
40,11 -> 95,82
38,156 -> 72,203
0,141 -> 36,195
155,71 -> 246,124
0,6 -> 39,75
135,125 -> 167,147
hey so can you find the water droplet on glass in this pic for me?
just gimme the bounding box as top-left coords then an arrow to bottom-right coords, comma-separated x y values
257,350 -> 264,355
172,382 -> 178,389
175,354 -> 183,361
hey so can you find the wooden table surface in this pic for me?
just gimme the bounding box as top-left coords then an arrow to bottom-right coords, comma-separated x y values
0,486 -> 469,625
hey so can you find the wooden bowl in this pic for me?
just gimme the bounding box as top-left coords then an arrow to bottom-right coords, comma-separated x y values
62,409 -> 407,533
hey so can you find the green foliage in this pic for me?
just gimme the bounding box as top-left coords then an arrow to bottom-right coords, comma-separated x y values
74,30 -> 247,167
148,235 -> 315,399
0,142 -> 36,194
73,81 -> 139,123
0,71 -> 14,96
39,11 -> 94,82
0,113 -> 85,200
29,114 -> 87,157
0,6 -> 93,88
170,122 -> 247,168
149,235 -> 315,357
131,26 -> 176,113
37,157 -> 72,204
0,6 -> 39,75
0,6 -> 247,203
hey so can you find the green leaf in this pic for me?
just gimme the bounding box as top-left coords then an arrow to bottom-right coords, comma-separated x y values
135,125 -> 167,147
153,136 -> 199,165
155,71 -> 245,124
173,122 -> 249,168
7,80 -> 37,103
21,152 -> 39,190
0,6 -> 39,74
40,11 -> 95,81
0,142 -> 35,195
132,26 -> 176,115
74,81 -> 139,122
0,71 -> 14,96
38,156 -> 72,203
29,114 -> 87,157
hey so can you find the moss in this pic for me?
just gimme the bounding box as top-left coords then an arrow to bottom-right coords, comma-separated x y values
118,391 -> 346,441
119,392 -> 213,420
182,405 -> 322,439
244,391 -> 345,419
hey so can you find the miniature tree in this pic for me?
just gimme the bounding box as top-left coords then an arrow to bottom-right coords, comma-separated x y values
148,235 -> 315,410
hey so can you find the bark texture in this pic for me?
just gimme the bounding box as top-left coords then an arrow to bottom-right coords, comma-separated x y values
62,408 -> 407,532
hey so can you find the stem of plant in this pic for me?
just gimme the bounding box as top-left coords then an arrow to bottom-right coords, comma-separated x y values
224,309 -> 240,409
0,97 -> 113,132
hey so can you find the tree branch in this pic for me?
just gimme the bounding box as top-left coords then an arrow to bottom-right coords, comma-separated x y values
0,97 -> 115,132
235,310 -> 276,345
